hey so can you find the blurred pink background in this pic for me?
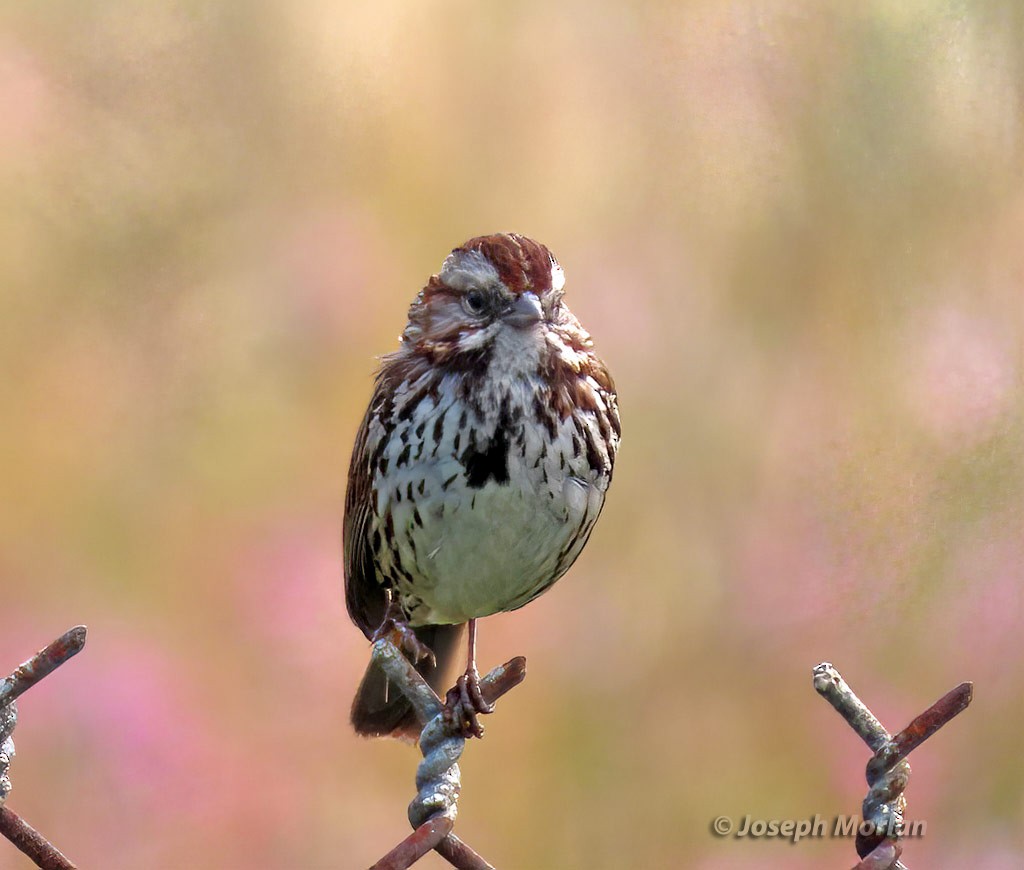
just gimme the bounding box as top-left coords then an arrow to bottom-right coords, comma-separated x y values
1,2 -> 1022,867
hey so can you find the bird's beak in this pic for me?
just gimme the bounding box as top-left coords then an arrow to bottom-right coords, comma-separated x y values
503,292 -> 543,329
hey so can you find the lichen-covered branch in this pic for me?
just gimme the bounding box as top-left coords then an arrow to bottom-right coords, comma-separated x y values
0,626 -> 87,870
368,638 -> 526,870
814,662 -> 972,869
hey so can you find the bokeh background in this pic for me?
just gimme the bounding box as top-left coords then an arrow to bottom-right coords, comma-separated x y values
2,2 -> 1023,868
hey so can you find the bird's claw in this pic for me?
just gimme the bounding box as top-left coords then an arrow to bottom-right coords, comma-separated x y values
444,667 -> 495,739
372,610 -> 436,668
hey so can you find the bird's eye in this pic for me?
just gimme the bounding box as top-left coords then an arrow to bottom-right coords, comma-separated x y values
462,289 -> 487,316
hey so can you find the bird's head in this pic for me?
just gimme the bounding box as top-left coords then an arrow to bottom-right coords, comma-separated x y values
397,233 -> 582,374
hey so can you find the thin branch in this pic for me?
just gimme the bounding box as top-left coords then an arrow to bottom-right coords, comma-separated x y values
370,640 -> 526,720
367,639 -> 526,869
434,834 -> 494,870
870,682 -> 973,775
462,656 -> 527,710
370,817 -> 454,870
813,663 -> 890,751
0,627 -> 88,708
813,662 -> 973,870
0,626 -> 87,870
0,806 -> 77,870
371,639 -> 446,723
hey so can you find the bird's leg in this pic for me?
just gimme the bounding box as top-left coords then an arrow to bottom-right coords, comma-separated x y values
371,592 -> 435,667
444,618 -> 495,739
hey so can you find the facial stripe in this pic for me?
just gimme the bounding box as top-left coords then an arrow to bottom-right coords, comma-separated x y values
439,249 -> 500,292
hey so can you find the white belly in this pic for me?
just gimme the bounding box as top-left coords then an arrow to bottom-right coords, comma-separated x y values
379,447 -> 603,625
408,480 -> 580,623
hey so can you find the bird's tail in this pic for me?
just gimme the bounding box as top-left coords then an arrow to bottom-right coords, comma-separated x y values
350,623 -> 464,740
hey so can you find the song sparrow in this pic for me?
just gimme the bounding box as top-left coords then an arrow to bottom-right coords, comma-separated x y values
344,233 -> 619,739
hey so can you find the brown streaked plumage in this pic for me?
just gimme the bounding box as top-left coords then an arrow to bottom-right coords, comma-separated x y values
344,233 -> 619,739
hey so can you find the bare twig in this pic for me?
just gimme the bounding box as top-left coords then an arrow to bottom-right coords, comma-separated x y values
0,627 -> 87,709
0,626 -> 87,870
368,638 -> 527,869
813,665 -> 890,752
869,682 -> 973,776
0,808 -> 77,870
434,834 -> 494,870
814,662 -> 973,869
370,816 -> 454,870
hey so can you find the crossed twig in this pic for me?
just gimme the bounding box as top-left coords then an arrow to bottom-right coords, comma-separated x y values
0,628 -> 976,870
813,663 -> 973,870
368,639 -> 527,870
0,626 -> 87,870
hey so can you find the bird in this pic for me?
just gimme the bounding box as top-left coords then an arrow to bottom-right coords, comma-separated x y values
344,233 -> 619,739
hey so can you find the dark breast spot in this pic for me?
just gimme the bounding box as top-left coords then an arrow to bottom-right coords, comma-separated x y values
584,427 -> 604,473
432,408 -> 447,444
462,429 -> 511,489
534,395 -> 558,440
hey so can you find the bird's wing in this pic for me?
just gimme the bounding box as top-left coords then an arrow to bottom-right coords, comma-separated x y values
343,378 -> 390,638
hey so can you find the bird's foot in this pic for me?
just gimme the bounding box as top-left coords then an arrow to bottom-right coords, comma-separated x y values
444,666 -> 495,739
371,604 -> 435,668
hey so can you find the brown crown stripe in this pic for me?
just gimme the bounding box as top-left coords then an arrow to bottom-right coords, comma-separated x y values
455,234 -> 555,295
